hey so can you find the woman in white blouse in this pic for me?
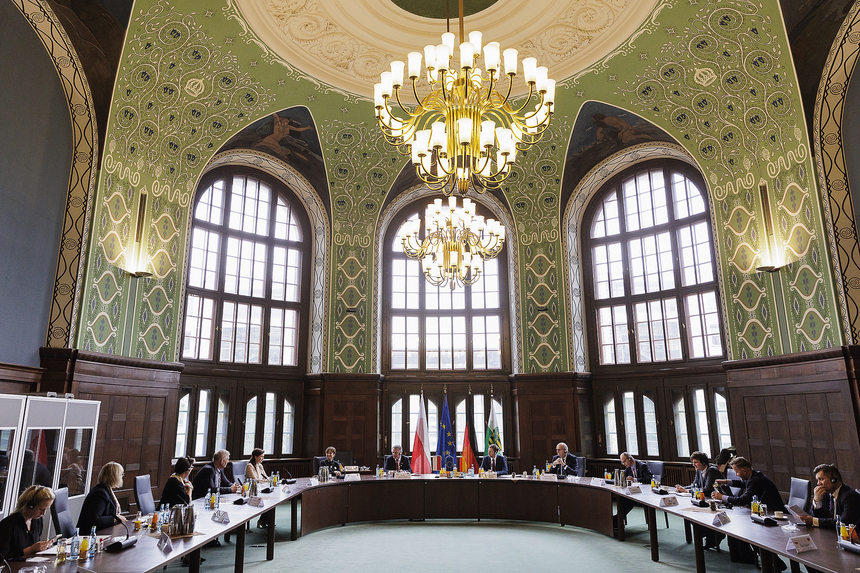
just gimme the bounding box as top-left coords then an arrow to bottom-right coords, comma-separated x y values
245,448 -> 270,528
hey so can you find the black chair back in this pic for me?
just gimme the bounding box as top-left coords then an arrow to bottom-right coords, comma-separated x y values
313,456 -> 326,475
647,460 -> 664,482
134,474 -> 156,514
230,460 -> 248,483
788,477 -> 811,512
51,487 -> 75,538
575,456 -> 586,477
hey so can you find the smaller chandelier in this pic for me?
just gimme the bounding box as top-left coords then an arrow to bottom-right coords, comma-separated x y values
375,25 -> 555,196
401,196 -> 505,289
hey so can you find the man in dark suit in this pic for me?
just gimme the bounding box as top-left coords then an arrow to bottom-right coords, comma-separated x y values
712,456 -> 785,511
713,457 -> 787,570
621,452 -> 652,485
192,449 -> 240,500
480,444 -> 508,475
384,445 -> 412,472
800,464 -> 860,528
549,442 -> 577,476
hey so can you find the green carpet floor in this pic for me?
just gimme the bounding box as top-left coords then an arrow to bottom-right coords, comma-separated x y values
167,502 -> 803,572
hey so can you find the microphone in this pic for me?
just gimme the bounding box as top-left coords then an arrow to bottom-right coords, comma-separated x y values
105,520 -> 138,552
283,470 -> 296,485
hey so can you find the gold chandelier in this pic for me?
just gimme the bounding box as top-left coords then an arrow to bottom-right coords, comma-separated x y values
401,196 -> 505,289
374,1 -> 555,196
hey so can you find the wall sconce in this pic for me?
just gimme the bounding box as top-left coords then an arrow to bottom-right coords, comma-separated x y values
756,183 -> 783,273
124,190 -> 152,278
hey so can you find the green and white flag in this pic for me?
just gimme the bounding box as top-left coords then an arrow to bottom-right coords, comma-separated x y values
486,398 -> 502,453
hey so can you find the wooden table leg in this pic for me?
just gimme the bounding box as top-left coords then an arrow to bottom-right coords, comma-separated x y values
692,523 -> 706,573
760,549 -> 774,573
684,519 -> 692,544
291,498 -> 298,541
188,548 -> 202,573
647,507 -> 659,562
789,560 -> 801,573
616,496 -> 625,541
267,507 -> 276,560
234,523 -> 246,573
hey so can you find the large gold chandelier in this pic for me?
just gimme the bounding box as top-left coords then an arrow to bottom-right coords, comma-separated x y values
374,1 -> 555,196
401,196 -> 505,289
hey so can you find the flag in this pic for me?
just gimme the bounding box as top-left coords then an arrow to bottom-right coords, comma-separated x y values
411,393 -> 432,474
460,394 -> 479,472
436,394 -> 457,471
486,397 -> 502,453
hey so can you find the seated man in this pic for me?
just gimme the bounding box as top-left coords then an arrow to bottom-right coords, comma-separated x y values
713,457 -> 786,570
383,445 -> 411,472
676,451 -> 725,550
549,442 -> 577,476
799,463 -> 860,528
192,449 -> 240,500
616,452 -> 652,523
479,444 -> 508,475
319,446 -> 343,476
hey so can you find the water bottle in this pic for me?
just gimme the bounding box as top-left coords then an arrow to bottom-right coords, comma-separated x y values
375,464 -> 380,478
469,465 -> 474,477
70,528 -> 80,560
88,526 -> 97,558
215,490 -> 220,510
751,495 -> 759,514
545,460 -> 551,472
205,489 -> 212,510
532,465 -> 538,478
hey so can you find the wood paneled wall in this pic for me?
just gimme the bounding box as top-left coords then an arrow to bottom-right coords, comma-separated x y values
304,373 -> 382,467
39,348 -> 182,510
511,372 -> 592,469
0,361 -> 41,394
725,347 -> 860,491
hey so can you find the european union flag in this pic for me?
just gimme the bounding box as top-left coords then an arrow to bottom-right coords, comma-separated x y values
436,394 -> 456,471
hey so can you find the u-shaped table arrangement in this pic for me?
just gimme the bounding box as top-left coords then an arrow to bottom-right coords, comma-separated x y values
11,475 -> 859,573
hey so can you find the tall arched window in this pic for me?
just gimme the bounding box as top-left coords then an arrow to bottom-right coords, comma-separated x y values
383,195 -> 511,458
584,161 -> 729,459
383,197 -> 509,373
177,167 -> 311,459
584,163 -> 723,366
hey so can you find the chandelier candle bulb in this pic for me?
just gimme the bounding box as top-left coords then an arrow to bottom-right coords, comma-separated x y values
407,52 -> 422,78
536,66 -> 549,92
442,32 -> 455,52
460,42 -> 475,69
390,61 -> 405,87
484,42 -> 500,72
522,57 -> 537,83
468,31 -> 482,54
503,48 -> 518,75
436,44 -> 450,72
545,79 -> 556,104
380,72 -> 393,96
424,45 -> 436,69
458,118 -> 473,145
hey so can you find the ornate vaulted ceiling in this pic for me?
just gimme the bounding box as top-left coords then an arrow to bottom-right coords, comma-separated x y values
234,0 -> 658,97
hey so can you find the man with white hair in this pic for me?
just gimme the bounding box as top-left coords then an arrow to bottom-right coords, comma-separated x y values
549,442 -> 578,476
192,449 -> 240,500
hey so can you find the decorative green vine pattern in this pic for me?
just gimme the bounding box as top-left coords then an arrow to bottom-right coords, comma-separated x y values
322,118 -> 402,373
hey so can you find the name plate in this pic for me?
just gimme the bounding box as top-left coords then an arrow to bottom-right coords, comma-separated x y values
540,473 -> 557,482
659,496 -> 679,507
713,511 -> 731,526
483,471 -> 498,479
309,478 -> 319,487
281,485 -> 292,493
157,531 -> 173,553
624,485 -> 642,495
786,534 -> 817,553
344,473 -> 361,482
344,466 -> 359,472
590,477 -> 605,486
211,509 -> 230,524
248,496 -> 264,507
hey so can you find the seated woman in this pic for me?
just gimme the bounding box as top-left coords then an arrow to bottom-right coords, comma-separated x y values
245,448 -> 269,482
160,457 -> 194,507
0,485 -> 55,559
77,461 -> 127,532
319,446 -> 342,476
246,448 -> 271,528
675,451 -> 725,550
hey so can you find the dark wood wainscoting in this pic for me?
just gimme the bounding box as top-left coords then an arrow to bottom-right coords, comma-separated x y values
0,361 -> 42,394
40,348 -> 182,510
510,372 -> 593,471
725,347 -> 860,491
304,373 -> 382,467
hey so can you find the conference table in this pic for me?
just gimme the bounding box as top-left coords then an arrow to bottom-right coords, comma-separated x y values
8,475 -> 860,573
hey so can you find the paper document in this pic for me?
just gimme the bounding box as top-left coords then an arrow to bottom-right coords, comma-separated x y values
786,504 -> 810,518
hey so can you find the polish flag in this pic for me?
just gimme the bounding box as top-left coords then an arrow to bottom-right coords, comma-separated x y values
411,394 -> 432,474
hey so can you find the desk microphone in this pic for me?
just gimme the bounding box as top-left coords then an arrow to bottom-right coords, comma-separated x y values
105,519 -> 139,552
283,471 -> 296,485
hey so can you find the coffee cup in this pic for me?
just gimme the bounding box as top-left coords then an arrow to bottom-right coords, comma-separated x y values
775,511 -> 784,518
